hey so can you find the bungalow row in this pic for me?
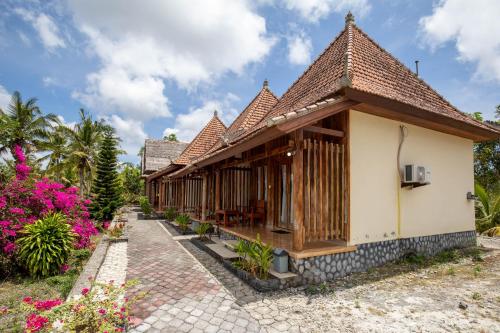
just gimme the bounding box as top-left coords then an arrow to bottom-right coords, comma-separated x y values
142,13 -> 499,283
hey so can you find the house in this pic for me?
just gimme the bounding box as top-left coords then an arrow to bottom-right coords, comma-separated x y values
145,13 -> 499,284
141,139 -> 188,177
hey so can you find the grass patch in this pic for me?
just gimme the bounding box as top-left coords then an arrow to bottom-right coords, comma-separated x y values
0,244 -> 94,332
399,248 -> 485,269
305,282 -> 335,296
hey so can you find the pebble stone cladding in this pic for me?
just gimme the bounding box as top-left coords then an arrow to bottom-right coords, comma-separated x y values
221,229 -> 476,285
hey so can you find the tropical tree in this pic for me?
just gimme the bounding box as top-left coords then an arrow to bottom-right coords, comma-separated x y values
65,109 -> 106,196
0,91 -> 59,158
91,129 -> 122,221
474,183 -> 500,235
164,133 -> 178,142
37,125 -> 70,182
120,163 -> 143,203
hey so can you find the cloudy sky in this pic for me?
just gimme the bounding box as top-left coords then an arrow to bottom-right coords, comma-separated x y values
0,0 -> 499,163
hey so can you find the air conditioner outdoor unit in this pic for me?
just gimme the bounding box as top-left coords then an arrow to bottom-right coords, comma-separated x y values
403,165 -> 431,185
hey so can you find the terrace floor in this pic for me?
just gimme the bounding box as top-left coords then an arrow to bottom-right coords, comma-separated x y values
220,224 -> 356,259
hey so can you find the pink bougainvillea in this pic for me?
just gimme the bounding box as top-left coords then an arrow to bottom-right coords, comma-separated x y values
0,145 -> 98,256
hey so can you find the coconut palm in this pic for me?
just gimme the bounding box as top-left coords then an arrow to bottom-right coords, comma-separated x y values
0,91 -> 59,158
38,125 -> 71,182
66,109 -> 106,196
474,183 -> 500,235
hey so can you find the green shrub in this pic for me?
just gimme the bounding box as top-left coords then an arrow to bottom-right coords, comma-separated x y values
164,207 -> 177,221
139,196 -> 153,216
234,234 -> 273,279
17,213 -> 75,278
195,223 -> 212,240
176,214 -> 190,234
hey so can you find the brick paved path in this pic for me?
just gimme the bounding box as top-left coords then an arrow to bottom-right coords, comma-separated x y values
125,212 -> 263,333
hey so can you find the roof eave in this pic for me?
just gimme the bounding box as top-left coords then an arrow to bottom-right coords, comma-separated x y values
345,87 -> 500,142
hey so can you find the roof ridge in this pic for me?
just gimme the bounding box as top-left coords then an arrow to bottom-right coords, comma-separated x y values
276,26 -> 350,101
174,114 -> 227,165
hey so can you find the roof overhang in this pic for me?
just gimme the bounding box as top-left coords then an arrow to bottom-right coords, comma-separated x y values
146,163 -> 183,182
171,97 -> 359,178
344,87 -> 500,142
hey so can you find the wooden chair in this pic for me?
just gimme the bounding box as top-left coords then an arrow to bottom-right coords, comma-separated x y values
246,200 -> 266,227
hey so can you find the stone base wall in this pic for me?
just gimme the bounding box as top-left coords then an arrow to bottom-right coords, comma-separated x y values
290,230 -> 476,284
220,229 -> 476,287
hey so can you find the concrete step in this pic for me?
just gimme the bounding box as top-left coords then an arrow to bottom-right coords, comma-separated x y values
222,239 -> 240,251
269,268 -> 298,279
206,243 -> 240,260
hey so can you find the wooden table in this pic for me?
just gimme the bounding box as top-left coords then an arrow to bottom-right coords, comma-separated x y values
215,209 -> 240,227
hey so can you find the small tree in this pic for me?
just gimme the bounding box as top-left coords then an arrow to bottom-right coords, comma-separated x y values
120,164 -> 143,203
90,130 -> 122,221
164,133 -> 178,142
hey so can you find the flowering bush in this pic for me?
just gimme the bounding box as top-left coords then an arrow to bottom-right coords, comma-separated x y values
20,280 -> 138,332
0,145 -> 98,262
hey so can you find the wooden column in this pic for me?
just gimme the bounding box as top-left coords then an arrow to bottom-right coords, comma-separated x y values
201,173 -> 208,221
180,178 -> 185,213
215,170 -> 221,211
292,129 -> 305,251
145,180 -> 151,201
266,157 -> 274,226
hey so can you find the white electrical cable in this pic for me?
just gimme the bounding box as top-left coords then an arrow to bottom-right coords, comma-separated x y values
397,125 -> 408,182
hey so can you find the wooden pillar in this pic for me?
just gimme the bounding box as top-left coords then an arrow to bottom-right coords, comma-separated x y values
180,178 -> 185,213
158,178 -> 164,211
215,170 -> 221,211
292,129 -> 305,251
266,157 -> 274,227
201,173 -> 208,221
145,180 -> 151,201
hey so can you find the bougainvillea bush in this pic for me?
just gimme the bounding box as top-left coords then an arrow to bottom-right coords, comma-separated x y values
19,280 -> 137,333
0,145 -> 98,274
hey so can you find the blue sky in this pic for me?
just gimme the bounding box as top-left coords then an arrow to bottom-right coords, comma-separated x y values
0,0 -> 499,163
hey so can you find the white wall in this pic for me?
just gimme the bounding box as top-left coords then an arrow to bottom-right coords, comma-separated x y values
349,110 -> 475,245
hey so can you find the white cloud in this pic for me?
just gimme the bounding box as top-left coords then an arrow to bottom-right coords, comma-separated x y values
164,94 -> 239,142
103,115 -> 147,160
419,0 -> 500,82
0,85 -> 11,111
17,31 -> 31,46
287,32 -> 313,65
14,8 -> 66,51
72,67 -> 170,120
68,0 -> 275,122
43,76 -> 58,87
56,115 -> 76,129
282,0 -> 371,23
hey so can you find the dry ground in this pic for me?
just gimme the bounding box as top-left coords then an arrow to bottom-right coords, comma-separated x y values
244,246 -> 500,333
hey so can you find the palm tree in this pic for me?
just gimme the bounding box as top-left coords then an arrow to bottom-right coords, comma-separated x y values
0,91 -> 59,158
38,125 -> 71,182
66,109 -> 106,196
475,183 -> 500,235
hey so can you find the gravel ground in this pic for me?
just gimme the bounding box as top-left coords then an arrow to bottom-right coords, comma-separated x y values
241,247 -> 500,333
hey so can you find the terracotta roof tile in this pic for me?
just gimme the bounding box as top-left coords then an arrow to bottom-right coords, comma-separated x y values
174,113 -> 227,165
258,18 -> 497,135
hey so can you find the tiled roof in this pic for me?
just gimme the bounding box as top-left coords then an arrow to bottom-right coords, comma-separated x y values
263,15 -> 496,134
141,139 -> 188,175
174,113 -> 227,165
209,82 -> 278,153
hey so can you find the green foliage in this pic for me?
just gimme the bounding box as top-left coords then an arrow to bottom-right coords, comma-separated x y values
139,196 -> 153,216
164,207 -> 177,221
164,133 -> 178,142
0,91 -> 59,157
234,234 -> 274,279
17,213 -> 75,278
176,214 -> 190,234
90,130 -> 123,221
106,223 -> 125,238
66,109 -> 108,196
119,164 -> 143,204
474,183 -> 500,233
195,223 -> 212,240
